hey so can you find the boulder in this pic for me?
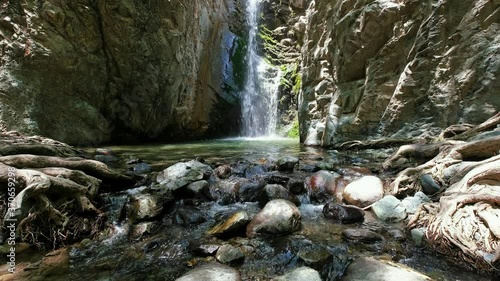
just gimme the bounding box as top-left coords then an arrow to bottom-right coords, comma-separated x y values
343,176 -> 384,207
322,203 -> 364,224
176,263 -> 241,281
371,195 -> 407,222
246,199 -> 301,238
257,184 -> 300,207
156,161 -> 212,191
276,266 -> 322,281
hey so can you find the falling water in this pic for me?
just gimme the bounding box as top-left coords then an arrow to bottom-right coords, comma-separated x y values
241,0 -> 281,137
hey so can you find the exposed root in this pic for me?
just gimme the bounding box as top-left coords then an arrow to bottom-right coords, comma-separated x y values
0,133 -> 136,248
390,114 -> 500,272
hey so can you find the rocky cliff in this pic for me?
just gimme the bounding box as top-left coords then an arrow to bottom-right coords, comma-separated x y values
299,0 -> 500,146
0,0 -> 245,145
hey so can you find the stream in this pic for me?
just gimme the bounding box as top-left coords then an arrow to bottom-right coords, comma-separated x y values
36,138 -> 492,280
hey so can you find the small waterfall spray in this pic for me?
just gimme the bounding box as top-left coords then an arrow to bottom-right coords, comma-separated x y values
241,0 -> 281,137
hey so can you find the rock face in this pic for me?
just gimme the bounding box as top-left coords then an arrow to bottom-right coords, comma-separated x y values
0,0 -> 244,145
299,0 -> 500,146
246,199 -> 301,238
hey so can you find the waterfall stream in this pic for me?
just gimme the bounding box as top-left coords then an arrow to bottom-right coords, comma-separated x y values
241,0 -> 281,137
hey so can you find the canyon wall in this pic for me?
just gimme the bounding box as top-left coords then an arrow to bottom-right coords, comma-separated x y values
299,0 -> 500,146
0,0 -> 245,145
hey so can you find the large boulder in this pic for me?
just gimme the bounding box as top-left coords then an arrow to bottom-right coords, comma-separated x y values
176,263 -> 241,281
246,199 -> 301,238
343,176 -> 384,208
156,161 -> 213,191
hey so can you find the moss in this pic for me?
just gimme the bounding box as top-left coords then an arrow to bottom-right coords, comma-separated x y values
230,36 -> 248,90
287,119 -> 300,138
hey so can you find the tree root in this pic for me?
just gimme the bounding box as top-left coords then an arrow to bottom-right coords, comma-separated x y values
0,154 -> 135,189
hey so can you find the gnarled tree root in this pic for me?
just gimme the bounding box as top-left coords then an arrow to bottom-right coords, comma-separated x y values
0,162 -> 107,247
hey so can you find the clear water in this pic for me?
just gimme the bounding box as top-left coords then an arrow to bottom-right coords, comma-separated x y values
103,137 -> 303,170
240,0 -> 282,137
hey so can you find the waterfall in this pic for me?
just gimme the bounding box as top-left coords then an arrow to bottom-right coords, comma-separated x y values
241,0 -> 281,137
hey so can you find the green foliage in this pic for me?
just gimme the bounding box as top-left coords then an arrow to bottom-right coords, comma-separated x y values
279,62 -> 301,95
231,37 -> 248,90
287,119 -> 300,138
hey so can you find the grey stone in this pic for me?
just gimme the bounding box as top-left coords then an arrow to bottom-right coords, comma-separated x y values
246,199 -> 301,238
156,161 -> 212,191
215,245 -> 245,264
372,195 -> 407,222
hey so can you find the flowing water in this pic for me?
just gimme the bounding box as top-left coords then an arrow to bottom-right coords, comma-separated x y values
241,0 -> 281,137
27,139 -> 488,280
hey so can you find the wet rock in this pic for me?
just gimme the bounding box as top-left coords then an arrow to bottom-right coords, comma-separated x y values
94,154 -> 120,164
127,190 -> 173,223
297,248 -> 332,268
277,155 -> 299,171
96,148 -> 113,155
215,245 -> 245,264
245,164 -> 271,178
342,228 -> 383,243
207,211 -> 250,238
276,266 -> 322,281
205,179 -> 241,205
193,244 -> 221,256
387,229 -> 406,242
133,162 -> 151,174
343,257 -> 432,281
238,180 -> 263,202
215,165 -> 232,179
186,180 -> 209,198
371,195 -> 407,222
420,174 -> 440,195
322,203 -> 364,224
287,178 -> 305,194
298,163 -> 321,173
401,192 -> 430,214
320,244 -> 351,280
173,206 -> 206,225
258,184 -> 300,207
129,222 -> 158,240
269,174 -> 291,185
306,170 -> 341,203
247,199 -> 301,238
156,160 -> 213,191
175,263 -> 241,281
411,228 -> 426,247
343,176 -> 384,208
